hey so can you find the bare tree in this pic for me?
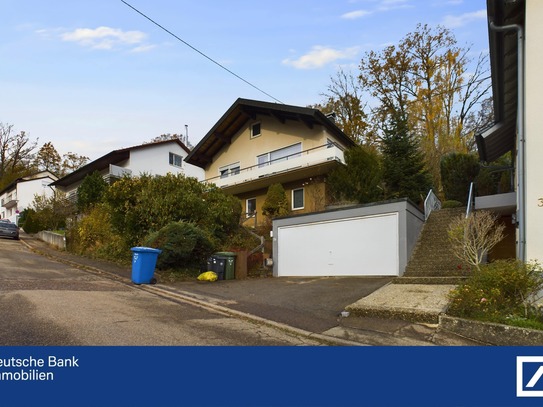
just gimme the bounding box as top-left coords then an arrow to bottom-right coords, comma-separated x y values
448,210 -> 506,271
315,68 -> 375,146
0,123 -> 38,187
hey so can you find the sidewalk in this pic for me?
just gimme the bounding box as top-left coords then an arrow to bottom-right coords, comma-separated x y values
19,232 -> 543,346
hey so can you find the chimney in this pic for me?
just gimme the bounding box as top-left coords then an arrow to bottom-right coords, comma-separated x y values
325,112 -> 337,123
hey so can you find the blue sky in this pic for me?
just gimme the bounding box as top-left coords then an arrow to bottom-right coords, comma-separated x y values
1,0 -> 489,161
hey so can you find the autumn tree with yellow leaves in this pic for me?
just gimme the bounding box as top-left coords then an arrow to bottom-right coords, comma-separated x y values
318,24 -> 492,196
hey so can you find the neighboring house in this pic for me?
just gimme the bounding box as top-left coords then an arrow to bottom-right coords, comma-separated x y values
475,0 -> 542,264
52,138 -> 204,201
185,98 -> 356,227
0,171 -> 58,224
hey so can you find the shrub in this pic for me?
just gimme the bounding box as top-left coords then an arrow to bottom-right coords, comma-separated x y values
441,200 -> 463,209
21,209 -> 42,233
25,192 -> 74,232
144,221 -> 216,270
328,145 -> 383,204
261,183 -> 290,220
448,260 -> 543,326
104,173 -> 241,247
75,204 -> 130,262
77,170 -> 109,212
440,152 -> 480,203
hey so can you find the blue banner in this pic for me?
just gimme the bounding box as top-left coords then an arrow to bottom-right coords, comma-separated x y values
0,346 -> 542,407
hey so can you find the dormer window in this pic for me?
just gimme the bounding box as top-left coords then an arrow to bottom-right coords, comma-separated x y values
251,122 -> 261,138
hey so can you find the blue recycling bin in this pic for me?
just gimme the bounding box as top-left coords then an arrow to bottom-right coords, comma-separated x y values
130,247 -> 162,284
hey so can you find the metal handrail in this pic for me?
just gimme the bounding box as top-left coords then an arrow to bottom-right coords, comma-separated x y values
424,189 -> 441,221
466,182 -> 474,218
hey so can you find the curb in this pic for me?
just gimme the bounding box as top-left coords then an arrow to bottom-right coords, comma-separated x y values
345,305 -> 441,325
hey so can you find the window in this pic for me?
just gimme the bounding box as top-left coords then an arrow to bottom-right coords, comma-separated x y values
246,198 -> 256,216
219,162 -> 240,179
292,188 -> 304,210
251,122 -> 261,138
169,152 -> 183,168
257,143 -> 302,168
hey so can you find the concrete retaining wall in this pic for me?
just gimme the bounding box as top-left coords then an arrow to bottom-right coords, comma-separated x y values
36,231 -> 66,250
439,315 -> 543,346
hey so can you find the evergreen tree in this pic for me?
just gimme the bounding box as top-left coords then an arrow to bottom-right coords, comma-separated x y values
328,145 -> 383,204
261,183 -> 290,220
381,114 -> 432,204
77,171 -> 109,212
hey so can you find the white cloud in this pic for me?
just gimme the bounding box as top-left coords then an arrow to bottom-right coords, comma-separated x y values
442,10 -> 486,28
130,44 -> 157,53
341,10 -> 372,19
379,0 -> 409,9
61,26 -> 150,51
342,0 -> 411,20
282,46 -> 360,70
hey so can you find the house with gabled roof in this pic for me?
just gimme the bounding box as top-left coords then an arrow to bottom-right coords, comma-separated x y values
185,98 -> 356,227
475,0 -> 542,264
0,171 -> 58,224
52,138 -> 204,201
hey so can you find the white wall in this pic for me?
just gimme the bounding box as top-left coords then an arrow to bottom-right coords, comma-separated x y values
129,143 -> 204,180
3,177 -> 56,223
525,1 -> 543,264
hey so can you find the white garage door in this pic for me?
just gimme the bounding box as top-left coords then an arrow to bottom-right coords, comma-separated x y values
277,213 -> 399,277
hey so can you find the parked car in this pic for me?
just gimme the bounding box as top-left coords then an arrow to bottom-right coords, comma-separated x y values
0,222 -> 19,240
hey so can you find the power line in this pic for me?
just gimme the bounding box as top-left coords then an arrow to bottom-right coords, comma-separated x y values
120,0 -> 284,104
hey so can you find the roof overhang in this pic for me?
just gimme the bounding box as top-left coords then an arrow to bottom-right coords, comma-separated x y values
185,98 -> 355,169
51,150 -> 130,188
51,138 -> 189,188
476,0 -> 524,162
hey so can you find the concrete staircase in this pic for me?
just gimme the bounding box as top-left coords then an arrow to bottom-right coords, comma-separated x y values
399,207 -> 470,284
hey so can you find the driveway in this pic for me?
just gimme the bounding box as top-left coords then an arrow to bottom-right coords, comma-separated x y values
166,276 -> 394,333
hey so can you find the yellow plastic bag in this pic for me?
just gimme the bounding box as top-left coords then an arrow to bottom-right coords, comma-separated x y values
197,271 -> 218,282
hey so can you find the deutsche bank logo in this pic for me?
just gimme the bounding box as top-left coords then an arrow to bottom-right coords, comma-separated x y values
517,356 -> 543,397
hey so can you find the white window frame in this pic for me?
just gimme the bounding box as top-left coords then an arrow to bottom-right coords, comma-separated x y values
219,162 -> 241,179
169,152 -> 183,168
292,188 -> 304,210
246,198 -> 257,217
251,122 -> 261,138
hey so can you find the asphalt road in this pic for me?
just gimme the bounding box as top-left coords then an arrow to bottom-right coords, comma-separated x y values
0,237 -> 323,346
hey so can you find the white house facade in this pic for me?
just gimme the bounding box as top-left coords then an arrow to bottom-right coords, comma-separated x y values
0,171 -> 58,224
52,139 -> 204,200
476,0 -> 542,264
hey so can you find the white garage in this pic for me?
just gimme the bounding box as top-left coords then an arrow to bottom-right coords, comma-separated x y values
272,199 -> 424,277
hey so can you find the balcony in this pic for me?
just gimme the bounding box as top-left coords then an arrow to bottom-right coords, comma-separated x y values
103,164 -> 132,184
472,167 -> 516,215
3,195 -> 17,209
205,143 -> 346,193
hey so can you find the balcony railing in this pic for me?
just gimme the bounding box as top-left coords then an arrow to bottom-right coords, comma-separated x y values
205,143 -> 346,188
3,195 -> 17,209
103,164 -> 132,184
471,167 -> 516,214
